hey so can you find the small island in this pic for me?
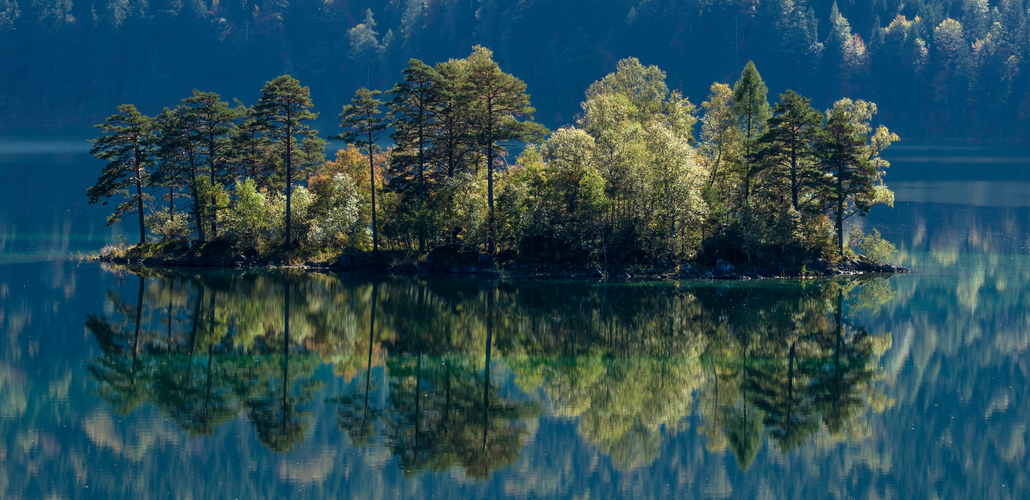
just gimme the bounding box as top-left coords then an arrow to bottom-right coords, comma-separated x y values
88,50 -> 906,279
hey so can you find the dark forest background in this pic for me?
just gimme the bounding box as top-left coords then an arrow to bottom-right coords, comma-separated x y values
1,0 -> 1028,141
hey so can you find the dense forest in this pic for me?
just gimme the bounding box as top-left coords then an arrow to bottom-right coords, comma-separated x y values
88,51 -> 899,268
1,0 -> 1028,142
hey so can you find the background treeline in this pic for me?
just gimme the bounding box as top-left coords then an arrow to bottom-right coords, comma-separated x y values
90,51 -> 897,267
1,0 -> 1028,142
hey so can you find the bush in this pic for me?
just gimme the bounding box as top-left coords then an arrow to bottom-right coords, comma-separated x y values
223,178 -> 270,247
146,209 -> 191,241
854,228 -> 897,264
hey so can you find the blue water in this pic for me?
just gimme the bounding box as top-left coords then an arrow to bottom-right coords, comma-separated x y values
1,138 -> 1029,499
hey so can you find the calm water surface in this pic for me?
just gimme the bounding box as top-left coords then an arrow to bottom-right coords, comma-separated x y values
1,138 -> 1029,499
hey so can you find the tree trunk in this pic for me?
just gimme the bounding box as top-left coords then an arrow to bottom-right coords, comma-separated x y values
285,123 -> 293,248
837,163 -> 845,256
135,144 -> 146,245
418,103 -> 425,253
486,100 -> 495,255
209,132 -> 218,237
369,127 -> 379,253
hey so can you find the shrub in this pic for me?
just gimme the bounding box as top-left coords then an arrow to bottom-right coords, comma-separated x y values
854,228 -> 897,264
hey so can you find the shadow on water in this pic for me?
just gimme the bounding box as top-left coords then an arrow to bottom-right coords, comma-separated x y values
83,265 -> 893,476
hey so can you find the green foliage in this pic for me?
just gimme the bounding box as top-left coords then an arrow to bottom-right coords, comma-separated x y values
815,98 -> 898,256
255,75 -> 319,247
853,228 -> 898,265
335,88 -> 388,252
223,178 -> 270,247
732,61 -> 771,204
308,173 -> 364,248
87,104 -> 157,244
91,57 -> 901,269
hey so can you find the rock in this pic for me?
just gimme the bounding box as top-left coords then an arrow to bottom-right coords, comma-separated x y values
477,253 -> 496,267
715,259 -> 735,274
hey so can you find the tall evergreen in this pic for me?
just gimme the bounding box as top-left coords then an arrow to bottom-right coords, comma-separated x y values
389,59 -> 443,252
254,76 -> 318,248
431,60 -> 474,178
87,104 -> 157,244
335,88 -> 388,253
759,90 -> 824,212
465,46 -> 546,254
732,61 -> 771,205
815,100 -> 878,257
183,90 -> 237,237
154,105 -> 206,242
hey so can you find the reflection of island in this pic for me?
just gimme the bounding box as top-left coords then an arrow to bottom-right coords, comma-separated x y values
87,266 -> 892,478
507,282 -> 892,470
87,272 -> 323,453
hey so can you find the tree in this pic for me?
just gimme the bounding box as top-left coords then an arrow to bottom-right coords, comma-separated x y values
155,105 -> 206,242
228,102 -> 273,188
815,99 -> 898,256
699,82 -> 741,194
465,46 -> 547,254
87,104 -> 157,244
254,76 -> 319,248
759,90 -> 823,212
389,59 -> 443,252
183,90 -> 238,237
335,88 -> 388,253
430,60 -> 475,179
732,61 -> 771,204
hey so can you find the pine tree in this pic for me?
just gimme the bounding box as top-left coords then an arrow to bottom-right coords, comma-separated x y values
254,76 -> 319,248
389,59 -> 443,252
183,90 -> 238,237
87,104 -> 157,244
815,99 -> 897,256
154,105 -> 206,242
465,46 -> 546,254
335,88 -> 388,253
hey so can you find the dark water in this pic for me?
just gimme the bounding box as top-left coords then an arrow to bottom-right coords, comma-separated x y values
1,139 -> 1029,499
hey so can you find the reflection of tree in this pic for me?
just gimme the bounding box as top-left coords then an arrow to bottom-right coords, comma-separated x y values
365,289 -> 541,479
87,274 -> 322,454
246,286 -> 322,452
331,282 -> 383,447
87,275 -> 149,414
89,265 -> 894,478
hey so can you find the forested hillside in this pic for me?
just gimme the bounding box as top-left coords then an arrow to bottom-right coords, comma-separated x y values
1,0 -> 1028,141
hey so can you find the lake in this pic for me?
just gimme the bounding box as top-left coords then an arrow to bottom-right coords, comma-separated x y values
1,138 -> 1029,498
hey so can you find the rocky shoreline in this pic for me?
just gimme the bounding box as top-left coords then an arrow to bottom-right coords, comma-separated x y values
92,251 -> 908,281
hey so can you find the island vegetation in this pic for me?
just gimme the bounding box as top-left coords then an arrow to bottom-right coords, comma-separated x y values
87,49 -> 902,276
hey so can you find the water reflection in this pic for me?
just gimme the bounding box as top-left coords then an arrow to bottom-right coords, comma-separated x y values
83,266 -> 892,476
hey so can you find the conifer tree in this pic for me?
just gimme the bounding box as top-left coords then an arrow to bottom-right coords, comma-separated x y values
335,88 -> 388,253
465,46 -> 546,254
815,99 -> 897,256
254,76 -> 318,248
389,59 -> 443,252
759,90 -> 823,212
87,104 -> 157,244
154,106 -> 206,242
732,61 -> 771,205
183,90 -> 237,237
